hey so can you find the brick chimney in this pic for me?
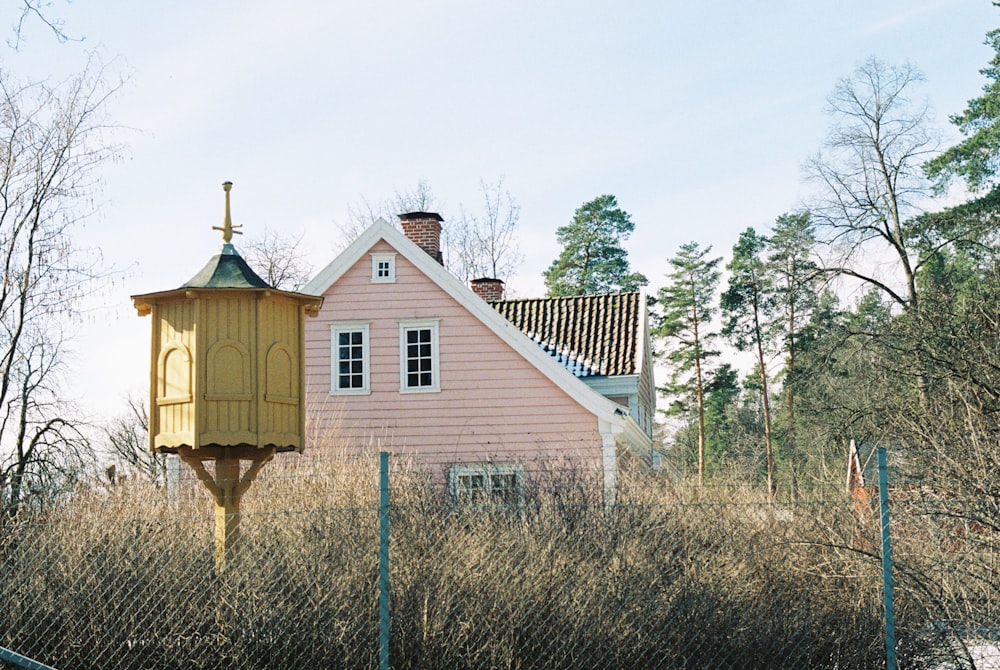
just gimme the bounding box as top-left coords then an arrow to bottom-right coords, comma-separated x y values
399,212 -> 444,265
471,278 -> 505,301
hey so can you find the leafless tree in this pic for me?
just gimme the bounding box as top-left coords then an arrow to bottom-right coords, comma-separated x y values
336,177 -> 523,288
242,228 -> 314,292
102,394 -> 165,487
448,177 -> 523,283
2,329 -> 92,511
0,58 -> 123,515
804,57 -> 938,311
7,0 -> 79,50
335,178 -> 439,249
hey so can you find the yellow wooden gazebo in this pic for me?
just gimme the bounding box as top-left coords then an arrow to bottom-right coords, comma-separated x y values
132,182 -> 322,571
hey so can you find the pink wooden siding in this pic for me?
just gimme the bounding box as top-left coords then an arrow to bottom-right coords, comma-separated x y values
304,240 -> 603,476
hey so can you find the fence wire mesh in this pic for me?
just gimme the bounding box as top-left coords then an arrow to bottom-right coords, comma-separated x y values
1,453 -> 997,669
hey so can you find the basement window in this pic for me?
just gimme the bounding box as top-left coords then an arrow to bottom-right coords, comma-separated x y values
450,464 -> 524,506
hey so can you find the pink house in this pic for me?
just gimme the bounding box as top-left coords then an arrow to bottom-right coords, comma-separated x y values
303,213 -> 655,500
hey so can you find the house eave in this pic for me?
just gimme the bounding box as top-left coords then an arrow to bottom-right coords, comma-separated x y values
582,375 -> 640,397
619,412 -> 654,455
599,409 -> 653,458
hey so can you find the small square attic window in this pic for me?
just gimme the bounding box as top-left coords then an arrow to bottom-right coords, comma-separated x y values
371,253 -> 396,282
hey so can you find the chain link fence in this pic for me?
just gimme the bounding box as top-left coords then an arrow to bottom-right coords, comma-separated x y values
1,452 -> 997,669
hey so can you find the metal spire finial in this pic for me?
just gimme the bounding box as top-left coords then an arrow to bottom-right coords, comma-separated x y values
213,181 -> 243,244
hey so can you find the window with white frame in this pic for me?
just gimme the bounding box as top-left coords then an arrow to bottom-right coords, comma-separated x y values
450,464 -> 524,505
331,323 -> 370,394
370,253 -> 396,282
399,320 -> 439,392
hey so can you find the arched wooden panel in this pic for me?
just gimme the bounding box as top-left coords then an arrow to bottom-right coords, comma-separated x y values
158,343 -> 192,404
265,343 -> 296,404
205,339 -> 251,399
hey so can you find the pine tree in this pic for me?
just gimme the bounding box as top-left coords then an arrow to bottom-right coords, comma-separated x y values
544,195 -> 647,296
766,212 -> 820,497
721,228 -> 778,500
654,242 -> 722,485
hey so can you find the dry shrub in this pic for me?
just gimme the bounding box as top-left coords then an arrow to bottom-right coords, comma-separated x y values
882,495 -> 1000,669
1,449 -> 382,669
0,447 -> 957,669
387,468 -> 886,669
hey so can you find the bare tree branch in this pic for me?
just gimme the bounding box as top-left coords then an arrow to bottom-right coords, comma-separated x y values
0,57 -> 123,514
804,58 -> 938,311
7,1 -> 81,51
448,177 -> 523,284
241,228 -> 314,291
335,178 -> 439,250
102,393 -> 165,486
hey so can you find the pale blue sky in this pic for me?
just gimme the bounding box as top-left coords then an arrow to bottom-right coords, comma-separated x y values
2,1 -> 996,420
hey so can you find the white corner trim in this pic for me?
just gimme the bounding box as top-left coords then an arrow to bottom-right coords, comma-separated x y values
635,287 -> 649,376
304,220 -> 398,295
601,432 -> 617,505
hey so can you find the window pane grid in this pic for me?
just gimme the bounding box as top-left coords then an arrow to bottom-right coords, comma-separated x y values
452,467 -> 523,506
335,328 -> 366,391
491,474 -> 518,504
404,327 -> 434,389
371,254 -> 395,282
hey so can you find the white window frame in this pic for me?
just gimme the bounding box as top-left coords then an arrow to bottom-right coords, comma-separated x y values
449,464 -> 525,506
399,320 -> 440,393
330,322 -> 370,394
370,252 -> 396,283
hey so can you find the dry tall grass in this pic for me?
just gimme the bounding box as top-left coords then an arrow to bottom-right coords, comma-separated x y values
0,448 -> 992,669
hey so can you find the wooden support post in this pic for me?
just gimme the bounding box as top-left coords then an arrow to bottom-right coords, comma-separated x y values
178,446 -> 276,573
214,457 -> 241,573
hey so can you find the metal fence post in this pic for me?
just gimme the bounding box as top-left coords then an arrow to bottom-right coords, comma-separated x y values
379,451 -> 390,670
878,446 -> 898,670
0,645 -> 58,670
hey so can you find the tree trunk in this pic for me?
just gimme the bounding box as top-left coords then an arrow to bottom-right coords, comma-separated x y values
786,297 -> 798,500
692,300 -> 707,487
752,292 -> 776,502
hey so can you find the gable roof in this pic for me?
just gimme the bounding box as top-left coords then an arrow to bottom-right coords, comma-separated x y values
304,219 -> 652,451
489,293 -> 641,378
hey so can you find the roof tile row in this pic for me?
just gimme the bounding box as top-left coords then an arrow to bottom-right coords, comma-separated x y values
489,292 -> 641,377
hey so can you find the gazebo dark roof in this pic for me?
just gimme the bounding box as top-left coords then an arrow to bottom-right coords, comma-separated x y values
181,244 -> 270,290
